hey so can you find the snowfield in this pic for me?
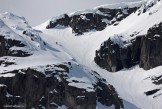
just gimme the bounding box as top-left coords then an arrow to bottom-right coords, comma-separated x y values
1,0 -> 162,109
35,0 -> 162,109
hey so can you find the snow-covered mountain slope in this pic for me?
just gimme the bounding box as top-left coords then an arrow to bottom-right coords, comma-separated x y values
0,11 -> 127,109
34,0 -> 162,109
0,12 -> 47,58
40,1 -> 143,35
1,0 -> 162,109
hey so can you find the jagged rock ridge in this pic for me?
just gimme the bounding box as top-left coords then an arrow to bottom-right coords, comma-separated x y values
46,3 -> 142,35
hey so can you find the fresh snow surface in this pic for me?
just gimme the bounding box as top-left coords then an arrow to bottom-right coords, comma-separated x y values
57,105 -> 68,109
34,1 -> 162,109
0,0 -> 162,109
0,84 -> 7,87
0,12 -> 46,51
0,12 -> 98,93
67,64 -> 97,92
51,14 -> 67,22
94,1 -> 144,10
69,1 -> 144,16
96,102 -> 115,109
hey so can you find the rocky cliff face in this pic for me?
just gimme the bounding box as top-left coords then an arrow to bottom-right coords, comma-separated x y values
139,22 -> 162,70
0,35 -> 31,57
0,63 -> 123,109
46,5 -> 140,35
46,14 -> 70,29
94,36 -> 141,72
0,11 -> 125,109
95,21 -> 162,72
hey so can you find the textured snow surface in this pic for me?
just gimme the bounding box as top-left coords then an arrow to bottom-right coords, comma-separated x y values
69,1 -> 143,16
35,1 -> 162,109
1,0 -> 162,109
96,102 -> 115,109
57,105 -> 68,109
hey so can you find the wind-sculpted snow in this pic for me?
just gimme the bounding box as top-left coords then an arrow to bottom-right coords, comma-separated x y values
0,11 -> 125,109
34,0 -> 162,109
1,0 -> 162,109
0,12 -> 46,57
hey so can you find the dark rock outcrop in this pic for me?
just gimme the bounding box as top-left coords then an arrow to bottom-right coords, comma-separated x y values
0,64 -> 123,109
144,89 -> 161,96
95,22 -> 162,72
46,14 -> 71,29
96,81 -> 123,109
151,75 -> 162,85
138,0 -> 160,15
139,22 -> 162,70
0,35 -> 31,57
94,36 -> 141,72
46,6 -> 139,35
65,86 -> 96,109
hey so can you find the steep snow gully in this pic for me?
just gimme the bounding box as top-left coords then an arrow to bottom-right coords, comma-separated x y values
0,0 -> 162,109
